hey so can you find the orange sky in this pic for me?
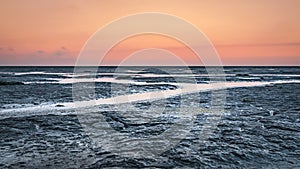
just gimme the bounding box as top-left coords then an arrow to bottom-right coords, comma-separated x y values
0,0 -> 299,65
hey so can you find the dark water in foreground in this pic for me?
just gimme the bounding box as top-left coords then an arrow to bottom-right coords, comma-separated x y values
0,66 -> 299,168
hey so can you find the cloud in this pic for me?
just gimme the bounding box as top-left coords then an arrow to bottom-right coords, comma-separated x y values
36,50 -> 45,54
55,51 -> 63,56
217,42 -> 300,47
8,47 -> 14,52
54,46 -> 69,57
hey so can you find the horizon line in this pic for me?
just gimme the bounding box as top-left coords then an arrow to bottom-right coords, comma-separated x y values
0,65 -> 299,67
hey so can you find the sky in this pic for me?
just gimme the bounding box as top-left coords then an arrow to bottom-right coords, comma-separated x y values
0,0 -> 299,66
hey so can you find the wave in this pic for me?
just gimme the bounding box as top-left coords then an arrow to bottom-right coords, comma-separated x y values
1,80 -> 299,119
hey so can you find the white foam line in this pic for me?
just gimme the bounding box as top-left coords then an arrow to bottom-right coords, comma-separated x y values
251,74 -> 300,77
28,77 -> 180,86
14,71 -> 46,75
0,80 -> 299,119
21,73 -> 300,85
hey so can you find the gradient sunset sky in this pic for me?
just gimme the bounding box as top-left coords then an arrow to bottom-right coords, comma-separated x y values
0,0 -> 299,66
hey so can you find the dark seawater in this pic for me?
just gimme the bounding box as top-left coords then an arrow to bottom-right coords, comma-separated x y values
0,66 -> 299,168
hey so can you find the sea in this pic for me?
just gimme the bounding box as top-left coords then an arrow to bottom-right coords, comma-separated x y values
0,66 -> 299,168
